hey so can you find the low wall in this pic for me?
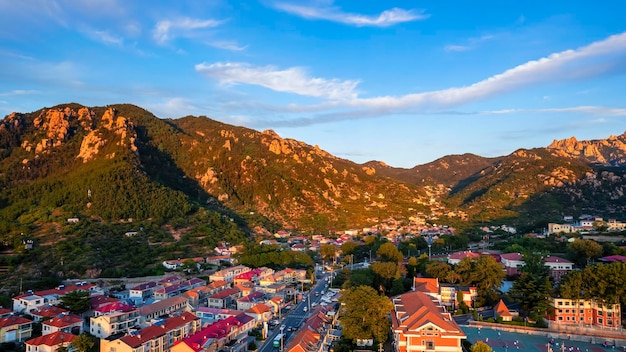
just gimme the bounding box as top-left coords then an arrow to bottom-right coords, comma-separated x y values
467,321 -> 626,347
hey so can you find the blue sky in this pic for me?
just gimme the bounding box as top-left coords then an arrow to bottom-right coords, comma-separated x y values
1,1 -> 626,168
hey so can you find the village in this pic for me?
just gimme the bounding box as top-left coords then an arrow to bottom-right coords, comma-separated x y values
1,214 -> 626,352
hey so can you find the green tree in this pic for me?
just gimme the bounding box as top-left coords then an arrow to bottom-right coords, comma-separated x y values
471,340 -> 492,352
425,261 -> 452,282
456,256 -> 505,306
341,241 -> 359,256
320,243 -> 339,263
371,261 -> 398,294
567,239 -> 603,267
377,242 -> 404,262
343,268 -> 374,289
71,333 -> 96,352
338,286 -> 393,344
60,290 -> 91,314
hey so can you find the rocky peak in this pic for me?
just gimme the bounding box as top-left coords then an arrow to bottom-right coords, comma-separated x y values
77,107 -> 138,162
31,107 -> 76,153
547,133 -> 626,166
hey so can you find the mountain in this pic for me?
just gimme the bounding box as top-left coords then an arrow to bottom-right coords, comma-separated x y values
2,103 -> 626,284
0,103 -> 430,233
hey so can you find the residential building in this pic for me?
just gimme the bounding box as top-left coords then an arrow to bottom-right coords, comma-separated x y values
206,280 -> 230,295
12,283 -> 96,314
128,281 -> 159,303
236,291 -> 266,311
547,223 -> 572,234
26,331 -> 76,352
439,284 -> 477,310
244,303 -> 272,326
209,265 -> 251,283
182,286 -> 212,309
100,312 -> 201,352
29,306 -> 69,323
391,291 -> 466,352
139,296 -> 191,323
207,288 -> 241,309
195,307 -> 243,324
447,251 -> 480,265
154,283 -> 190,300
0,315 -> 33,343
550,298 -> 621,328
543,256 -> 574,283
0,308 -> 11,319
170,314 -> 254,352
494,300 -> 514,322
90,302 -> 140,339
42,314 -> 83,335
500,252 -> 525,276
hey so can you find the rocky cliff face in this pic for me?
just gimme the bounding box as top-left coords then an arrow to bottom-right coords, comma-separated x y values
547,133 -> 626,166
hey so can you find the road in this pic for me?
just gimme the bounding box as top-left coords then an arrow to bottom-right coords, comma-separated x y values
258,271 -> 332,352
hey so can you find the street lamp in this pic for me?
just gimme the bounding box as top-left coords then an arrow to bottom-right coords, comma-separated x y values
427,234 -> 433,260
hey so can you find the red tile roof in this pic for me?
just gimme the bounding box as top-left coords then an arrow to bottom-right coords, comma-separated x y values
119,312 -> 198,348
26,331 -> 75,347
95,301 -> 136,313
0,315 -> 32,328
391,291 -> 465,338
30,306 -> 69,318
413,278 -> 439,295
43,314 -> 83,327
495,299 -> 512,318
173,316 -> 242,352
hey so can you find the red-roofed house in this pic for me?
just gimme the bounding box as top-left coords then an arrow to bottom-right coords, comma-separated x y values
412,278 -> 440,298
543,255 -> 574,283
494,299 -> 514,322
206,280 -> 230,295
209,265 -> 251,283
89,295 -> 119,311
0,315 -> 33,343
182,286 -> 212,309
391,291 -> 466,352
0,308 -> 11,319
100,312 -> 200,352
244,303 -> 273,326
26,331 -> 75,352
29,306 -> 70,323
90,303 -> 140,339
447,251 -> 480,265
598,254 -> 626,263
500,252 -> 525,276
13,283 -> 96,314
550,298 -> 621,328
170,316 -> 246,352
42,314 -> 83,335
208,288 -> 241,309
236,291 -> 266,311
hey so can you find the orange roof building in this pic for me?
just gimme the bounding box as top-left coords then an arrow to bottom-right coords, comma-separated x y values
391,291 -> 465,352
494,299 -> 513,321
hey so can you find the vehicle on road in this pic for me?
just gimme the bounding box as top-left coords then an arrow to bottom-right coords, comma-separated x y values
273,333 -> 284,348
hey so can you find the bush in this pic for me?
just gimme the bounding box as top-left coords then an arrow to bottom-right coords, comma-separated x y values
248,341 -> 257,350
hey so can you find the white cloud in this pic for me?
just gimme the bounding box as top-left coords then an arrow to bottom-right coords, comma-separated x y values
153,17 -> 223,45
0,90 -> 40,96
195,62 -> 360,100
205,41 -> 248,51
481,106 -> 626,117
445,34 -> 496,52
270,1 -> 428,27
351,31 -> 626,110
85,29 -> 124,46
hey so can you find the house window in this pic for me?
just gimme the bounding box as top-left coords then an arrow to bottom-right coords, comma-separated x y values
558,317 -> 563,321
598,311 -> 603,316
607,312 -> 612,317
422,340 -> 435,350
580,310 -> 584,314
608,320 -> 612,325
598,318 -> 603,324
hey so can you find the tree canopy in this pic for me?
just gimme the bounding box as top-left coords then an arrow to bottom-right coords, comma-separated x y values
338,285 -> 393,344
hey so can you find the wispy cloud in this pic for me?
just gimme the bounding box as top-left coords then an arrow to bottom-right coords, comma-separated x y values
205,41 -> 248,51
351,31 -> 626,110
269,1 -> 428,27
481,106 -> 626,117
84,29 -> 124,46
0,90 -> 40,96
153,17 -> 224,45
444,34 -> 495,52
195,62 -> 360,100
